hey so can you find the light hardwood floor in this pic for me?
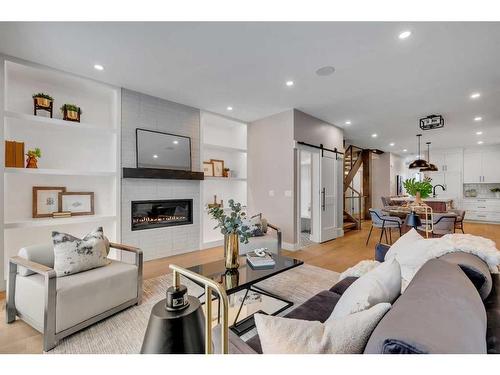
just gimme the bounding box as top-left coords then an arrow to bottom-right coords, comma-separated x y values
1,220 -> 499,353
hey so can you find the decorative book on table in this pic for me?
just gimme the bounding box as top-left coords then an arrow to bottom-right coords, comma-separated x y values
246,250 -> 276,268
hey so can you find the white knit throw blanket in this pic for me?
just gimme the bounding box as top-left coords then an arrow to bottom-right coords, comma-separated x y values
343,233 -> 500,292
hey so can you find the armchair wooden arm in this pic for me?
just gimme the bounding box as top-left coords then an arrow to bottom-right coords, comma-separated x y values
9,256 -> 56,277
110,242 -> 141,254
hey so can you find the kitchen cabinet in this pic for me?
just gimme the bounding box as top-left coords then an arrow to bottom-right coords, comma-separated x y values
463,149 -> 500,183
430,150 -> 462,172
423,149 -> 463,200
463,198 -> 500,223
482,150 -> 500,183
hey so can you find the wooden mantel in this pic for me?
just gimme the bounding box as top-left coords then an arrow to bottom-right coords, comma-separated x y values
122,167 -> 204,180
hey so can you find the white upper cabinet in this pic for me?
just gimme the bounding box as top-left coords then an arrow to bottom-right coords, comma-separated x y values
463,151 -> 482,183
481,149 -> 500,183
463,148 -> 500,183
423,149 -> 463,200
443,151 -> 463,173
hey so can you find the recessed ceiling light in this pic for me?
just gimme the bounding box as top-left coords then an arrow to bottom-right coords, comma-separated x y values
474,116 -> 482,122
403,149 -> 408,152
226,106 -> 233,111
316,66 -> 335,76
173,140 -> 179,144
389,142 -> 395,147
371,133 -> 378,138
477,141 -> 484,145
398,30 -> 412,40
286,80 -> 294,87
470,92 -> 481,99
345,120 -> 351,125
153,154 -> 158,158
93,64 -> 104,71
476,131 -> 483,135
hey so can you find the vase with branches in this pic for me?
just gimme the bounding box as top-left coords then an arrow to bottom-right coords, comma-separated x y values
208,199 -> 251,269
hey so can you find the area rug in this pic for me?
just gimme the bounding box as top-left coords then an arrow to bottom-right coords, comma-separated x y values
49,263 -> 339,354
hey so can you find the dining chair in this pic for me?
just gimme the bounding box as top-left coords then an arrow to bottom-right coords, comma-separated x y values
418,214 -> 457,237
367,208 -> 402,246
380,196 -> 392,207
449,209 -> 465,233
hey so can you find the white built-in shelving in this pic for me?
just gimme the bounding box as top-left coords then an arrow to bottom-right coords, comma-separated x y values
200,112 -> 247,248
2,59 -> 121,273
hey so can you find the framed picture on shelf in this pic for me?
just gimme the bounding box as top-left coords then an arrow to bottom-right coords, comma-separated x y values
203,161 -> 214,177
211,159 -> 225,177
59,192 -> 95,216
32,186 -> 67,218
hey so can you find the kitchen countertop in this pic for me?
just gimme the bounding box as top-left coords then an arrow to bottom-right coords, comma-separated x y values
463,197 -> 500,200
391,197 -> 454,202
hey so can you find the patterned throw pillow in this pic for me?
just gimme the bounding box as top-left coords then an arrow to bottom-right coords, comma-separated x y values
52,227 -> 111,277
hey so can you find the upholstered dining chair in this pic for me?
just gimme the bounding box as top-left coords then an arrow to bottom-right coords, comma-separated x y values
449,209 -> 465,233
380,196 -> 392,207
418,214 -> 457,237
367,208 -> 403,246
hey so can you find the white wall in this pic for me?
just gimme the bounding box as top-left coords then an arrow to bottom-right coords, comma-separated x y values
248,109 -> 344,247
121,89 -> 202,261
371,153 -> 391,209
248,110 -> 296,244
0,57 -> 5,290
293,109 -> 343,151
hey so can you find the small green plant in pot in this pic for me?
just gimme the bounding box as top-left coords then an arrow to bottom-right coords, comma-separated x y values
60,104 -> 82,122
32,93 -> 54,108
208,199 -> 251,269
25,147 -> 42,169
491,187 -> 500,199
403,177 -> 433,204
32,93 -> 54,118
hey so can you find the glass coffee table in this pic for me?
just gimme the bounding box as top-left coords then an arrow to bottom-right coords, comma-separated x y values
187,254 -> 303,336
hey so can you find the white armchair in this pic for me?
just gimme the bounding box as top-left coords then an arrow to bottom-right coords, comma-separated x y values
6,242 -> 143,352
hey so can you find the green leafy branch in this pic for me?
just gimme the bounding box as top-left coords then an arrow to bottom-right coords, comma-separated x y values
403,177 -> 433,198
208,199 -> 251,244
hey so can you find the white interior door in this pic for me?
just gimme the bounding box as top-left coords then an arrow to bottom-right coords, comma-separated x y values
320,151 -> 341,242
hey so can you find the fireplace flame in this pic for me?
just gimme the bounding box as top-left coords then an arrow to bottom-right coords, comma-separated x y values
132,215 -> 188,225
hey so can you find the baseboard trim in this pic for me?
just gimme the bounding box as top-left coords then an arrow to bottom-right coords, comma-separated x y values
282,242 -> 301,251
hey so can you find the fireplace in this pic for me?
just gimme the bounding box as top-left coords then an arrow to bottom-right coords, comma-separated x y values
131,199 -> 193,231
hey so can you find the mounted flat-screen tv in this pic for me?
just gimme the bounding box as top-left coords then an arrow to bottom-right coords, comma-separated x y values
136,128 -> 191,171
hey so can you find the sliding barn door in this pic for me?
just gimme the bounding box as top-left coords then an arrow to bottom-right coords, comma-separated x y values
319,151 -> 343,242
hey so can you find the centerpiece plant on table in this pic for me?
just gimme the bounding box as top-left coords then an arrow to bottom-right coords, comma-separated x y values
403,177 -> 433,204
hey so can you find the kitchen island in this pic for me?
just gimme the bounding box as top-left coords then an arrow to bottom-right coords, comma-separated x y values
389,197 -> 453,213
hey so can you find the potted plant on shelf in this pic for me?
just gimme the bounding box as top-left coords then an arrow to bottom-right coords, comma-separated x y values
32,93 -> 54,118
25,148 -> 42,169
491,188 -> 500,199
208,199 -> 251,269
60,104 -> 82,122
403,177 -> 433,205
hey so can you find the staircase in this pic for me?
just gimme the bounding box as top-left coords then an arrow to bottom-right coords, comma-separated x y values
343,145 -> 364,231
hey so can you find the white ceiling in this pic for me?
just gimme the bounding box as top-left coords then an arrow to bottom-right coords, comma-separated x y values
1,22 -> 500,154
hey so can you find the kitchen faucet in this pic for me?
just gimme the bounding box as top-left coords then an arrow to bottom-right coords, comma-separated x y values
433,184 -> 446,198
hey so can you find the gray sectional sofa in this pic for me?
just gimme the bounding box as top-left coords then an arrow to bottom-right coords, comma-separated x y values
219,244 -> 500,354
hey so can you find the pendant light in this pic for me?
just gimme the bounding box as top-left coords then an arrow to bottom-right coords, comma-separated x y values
409,134 -> 430,169
420,142 -> 438,172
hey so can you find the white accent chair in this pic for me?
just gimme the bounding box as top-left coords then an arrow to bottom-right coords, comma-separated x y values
239,223 -> 282,255
6,242 -> 142,352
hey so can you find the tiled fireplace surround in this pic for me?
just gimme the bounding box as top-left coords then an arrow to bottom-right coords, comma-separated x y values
121,89 -> 201,261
